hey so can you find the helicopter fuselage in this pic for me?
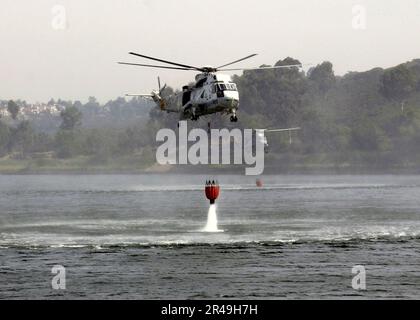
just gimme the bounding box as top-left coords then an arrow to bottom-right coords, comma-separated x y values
162,73 -> 239,122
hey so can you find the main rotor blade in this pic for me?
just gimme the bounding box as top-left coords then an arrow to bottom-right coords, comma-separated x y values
266,127 -> 301,133
129,52 -> 204,71
118,62 -> 196,71
216,54 -> 258,69
218,64 -> 303,72
125,94 -> 154,97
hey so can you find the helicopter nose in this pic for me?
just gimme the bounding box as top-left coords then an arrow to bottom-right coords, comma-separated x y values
223,92 -> 239,105
223,97 -> 239,109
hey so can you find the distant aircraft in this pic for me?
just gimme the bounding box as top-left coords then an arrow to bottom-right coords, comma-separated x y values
222,127 -> 301,153
255,127 -> 301,153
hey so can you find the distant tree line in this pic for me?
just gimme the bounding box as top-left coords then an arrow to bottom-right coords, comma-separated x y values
0,97 -> 155,163
233,58 -> 420,168
1,58 -> 420,169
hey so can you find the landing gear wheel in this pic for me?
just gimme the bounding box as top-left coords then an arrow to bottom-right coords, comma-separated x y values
191,115 -> 199,121
230,115 -> 238,122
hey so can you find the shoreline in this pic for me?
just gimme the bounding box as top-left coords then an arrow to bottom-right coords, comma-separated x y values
2,154 -> 420,175
1,165 -> 420,175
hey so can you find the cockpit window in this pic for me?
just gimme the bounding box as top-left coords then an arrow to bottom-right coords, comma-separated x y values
217,83 -> 237,91
227,83 -> 237,91
196,78 -> 206,88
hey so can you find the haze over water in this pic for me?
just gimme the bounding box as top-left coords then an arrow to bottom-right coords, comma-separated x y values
1,174 -> 419,299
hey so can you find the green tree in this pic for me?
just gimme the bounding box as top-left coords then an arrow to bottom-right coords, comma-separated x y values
0,121 -> 10,156
308,61 -> 336,95
350,121 -> 391,152
380,64 -> 416,102
83,96 -> 101,116
83,128 -> 113,163
10,121 -> 35,157
236,57 -> 307,127
60,106 -> 82,130
54,130 -> 81,158
7,100 -> 20,120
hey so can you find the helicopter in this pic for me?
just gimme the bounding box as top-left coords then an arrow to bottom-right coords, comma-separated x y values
256,127 -> 301,153
208,127 -> 301,153
118,52 -> 302,123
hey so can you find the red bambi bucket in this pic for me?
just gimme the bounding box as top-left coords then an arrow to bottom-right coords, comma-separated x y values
205,181 -> 220,204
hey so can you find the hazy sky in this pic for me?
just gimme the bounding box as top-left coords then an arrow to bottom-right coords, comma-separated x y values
1,0 -> 420,103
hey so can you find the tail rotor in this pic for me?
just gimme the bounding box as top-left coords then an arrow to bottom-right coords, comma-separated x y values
158,76 -> 167,96
156,77 -> 167,110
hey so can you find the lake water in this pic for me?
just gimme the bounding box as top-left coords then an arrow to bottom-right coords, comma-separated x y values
0,174 -> 419,299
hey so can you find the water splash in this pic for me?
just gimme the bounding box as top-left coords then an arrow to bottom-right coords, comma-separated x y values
203,204 -> 223,233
